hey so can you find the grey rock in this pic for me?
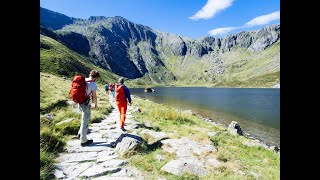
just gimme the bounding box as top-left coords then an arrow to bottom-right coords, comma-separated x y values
80,166 -> 121,178
44,113 -> 54,120
99,159 -> 128,168
236,170 -> 246,176
248,24 -> 280,52
139,129 -> 168,144
206,158 -> 221,167
249,171 -> 260,178
53,169 -> 65,179
227,121 -> 243,136
109,167 -> 144,178
160,158 -> 208,176
272,84 -> 280,88
207,132 -> 217,138
114,134 -> 143,156
161,138 -> 217,157
242,140 -> 268,148
155,154 -> 164,162
144,121 -> 153,128
97,154 -> 119,162
93,177 -> 136,180
66,140 -> 111,153
56,118 -> 75,125
56,152 -> 98,163
55,162 -> 94,179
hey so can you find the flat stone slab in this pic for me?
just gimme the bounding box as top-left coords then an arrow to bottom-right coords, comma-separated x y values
140,129 -> 168,144
161,137 -> 216,157
80,166 -> 121,178
97,154 -> 119,162
110,167 -> 144,178
242,140 -> 268,148
161,157 -> 208,176
56,118 -> 75,125
93,177 -> 136,180
54,169 -> 65,179
66,140 -> 112,153
206,158 -> 221,167
99,159 -> 128,168
56,152 -> 98,163
208,132 -> 217,137
55,162 -> 94,179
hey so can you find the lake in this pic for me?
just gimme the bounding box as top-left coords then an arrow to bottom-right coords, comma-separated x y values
130,87 -> 280,146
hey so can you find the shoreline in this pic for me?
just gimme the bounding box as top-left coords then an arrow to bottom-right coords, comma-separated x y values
180,108 -> 280,149
133,95 -> 280,151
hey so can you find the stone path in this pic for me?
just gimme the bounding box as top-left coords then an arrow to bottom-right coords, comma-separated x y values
54,106 -> 145,180
52,102 -> 272,179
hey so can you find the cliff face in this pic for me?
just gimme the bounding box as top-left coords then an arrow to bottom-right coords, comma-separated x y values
40,7 -> 280,85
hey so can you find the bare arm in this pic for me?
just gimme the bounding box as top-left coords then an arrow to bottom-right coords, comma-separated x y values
92,90 -> 98,109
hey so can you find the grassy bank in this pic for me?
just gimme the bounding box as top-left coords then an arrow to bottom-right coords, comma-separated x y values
128,96 -> 280,179
40,72 -> 113,179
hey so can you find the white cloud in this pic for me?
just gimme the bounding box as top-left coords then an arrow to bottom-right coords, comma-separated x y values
245,11 -> 280,27
208,27 -> 238,36
189,0 -> 234,20
208,11 -> 280,37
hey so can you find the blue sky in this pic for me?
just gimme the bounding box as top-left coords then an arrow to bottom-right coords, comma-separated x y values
40,0 -> 280,39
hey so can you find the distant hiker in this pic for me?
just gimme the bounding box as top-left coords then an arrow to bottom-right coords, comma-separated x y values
70,70 -> 100,146
115,77 -> 131,132
104,83 -> 116,108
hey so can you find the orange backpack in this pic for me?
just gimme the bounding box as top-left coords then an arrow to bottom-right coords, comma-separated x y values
114,84 -> 126,102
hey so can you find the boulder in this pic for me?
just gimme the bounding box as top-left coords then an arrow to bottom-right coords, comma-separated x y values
227,121 -> 243,136
113,134 -> 143,156
139,129 -> 168,144
44,113 -> 54,121
144,87 -> 155,93
160,157 -> 208,176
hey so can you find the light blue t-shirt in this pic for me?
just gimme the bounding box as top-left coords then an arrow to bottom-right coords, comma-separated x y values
85,77 -> 97,96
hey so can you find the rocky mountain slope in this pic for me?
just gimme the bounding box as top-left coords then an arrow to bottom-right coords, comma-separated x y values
40,7 -> 280,87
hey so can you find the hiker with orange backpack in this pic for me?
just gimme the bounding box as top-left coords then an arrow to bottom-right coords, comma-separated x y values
70,70 -> 100,146
114,77 -> 131,132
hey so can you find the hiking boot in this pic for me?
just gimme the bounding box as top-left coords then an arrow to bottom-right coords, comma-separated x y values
81,139 -> 93,147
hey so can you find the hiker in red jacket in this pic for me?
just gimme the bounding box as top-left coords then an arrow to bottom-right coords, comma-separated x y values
114,77 -> 131,132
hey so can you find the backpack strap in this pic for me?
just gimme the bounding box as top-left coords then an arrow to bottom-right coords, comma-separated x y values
85,79 -> 94,97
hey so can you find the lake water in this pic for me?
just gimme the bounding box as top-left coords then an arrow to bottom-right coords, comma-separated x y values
130,87 -> 280,146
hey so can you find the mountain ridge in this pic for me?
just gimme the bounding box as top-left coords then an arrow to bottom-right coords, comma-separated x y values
40,7 -> 280,87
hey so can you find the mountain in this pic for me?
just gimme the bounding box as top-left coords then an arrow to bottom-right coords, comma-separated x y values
40,7 -> 280,87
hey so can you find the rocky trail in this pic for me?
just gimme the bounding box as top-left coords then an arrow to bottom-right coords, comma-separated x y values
53,103 -> 279,179
54,106 -> 145,179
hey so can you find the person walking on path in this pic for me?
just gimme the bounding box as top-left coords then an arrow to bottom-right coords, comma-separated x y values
104,83 -> 116,109
78,70 -> 100,146
114,77 -> 131,132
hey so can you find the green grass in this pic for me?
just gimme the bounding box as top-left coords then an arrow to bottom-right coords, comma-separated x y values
128,96 -> 280,179
214,71 -> 280,88
40,34 -> 119,85
154,41 -> 280,88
